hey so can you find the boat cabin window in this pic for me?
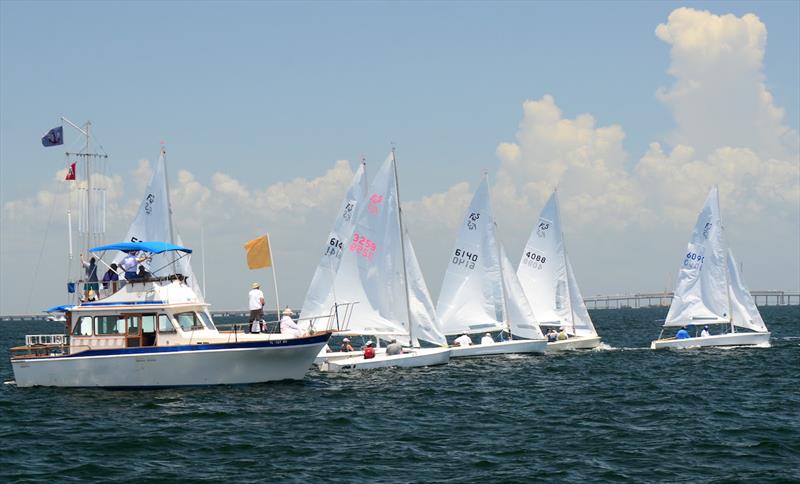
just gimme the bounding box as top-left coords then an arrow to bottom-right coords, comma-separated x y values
175,312 -> 205,331
96,315 -> 125,335
73,316 -> 93,336
158,314 -> 176,333
198,311 -> 217,331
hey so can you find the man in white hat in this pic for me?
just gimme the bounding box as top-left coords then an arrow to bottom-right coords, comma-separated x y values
248,282 -> 265,333
279,306 -> 303,338
480,332 -> 494,345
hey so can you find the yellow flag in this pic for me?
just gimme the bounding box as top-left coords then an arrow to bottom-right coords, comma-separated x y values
244,235 -> 272,269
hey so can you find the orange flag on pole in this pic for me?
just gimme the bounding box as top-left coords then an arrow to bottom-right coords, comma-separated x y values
244,235 -> 272,269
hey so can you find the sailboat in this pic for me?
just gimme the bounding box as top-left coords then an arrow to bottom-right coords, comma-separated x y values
517,190 -> 602,351
10,138 -> 330,387
650,187 -> 770,349
319,151 -> 451,372
436,174 -> 546,357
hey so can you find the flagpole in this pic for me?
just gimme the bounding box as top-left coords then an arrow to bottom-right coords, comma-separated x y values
267,233 -> 280,320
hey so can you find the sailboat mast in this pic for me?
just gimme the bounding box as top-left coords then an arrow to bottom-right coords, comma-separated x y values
717,186 -> 734,334
162,147 -> 178,273
555,189 -> 577,334
391,148 -> 415,346
486,172 -> 512,338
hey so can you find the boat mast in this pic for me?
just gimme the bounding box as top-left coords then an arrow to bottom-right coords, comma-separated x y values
162,146 -> 178,274
392,147 -> 415,346
717,186 -> 734,334
554,188 -> 577,334
486,171 -> 512,339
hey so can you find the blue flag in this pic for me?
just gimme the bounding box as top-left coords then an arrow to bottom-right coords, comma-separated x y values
41,126 -> 63,147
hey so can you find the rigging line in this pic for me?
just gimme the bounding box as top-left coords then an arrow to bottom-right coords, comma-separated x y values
25,189 -> 60,314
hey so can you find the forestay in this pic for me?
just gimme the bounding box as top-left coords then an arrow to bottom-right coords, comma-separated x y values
500,245 -> 543,340
119,149 -> 202,299
300,162 -> 366,325
727,249 -> 767,332
405,234 -> 447,346
329,155 -> 411,344
664,187 -> 729,327
436,176 -> 505,336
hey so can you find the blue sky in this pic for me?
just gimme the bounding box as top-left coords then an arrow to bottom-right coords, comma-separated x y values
1,1 -> 798,314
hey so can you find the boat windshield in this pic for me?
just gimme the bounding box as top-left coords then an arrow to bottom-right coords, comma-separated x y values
175,312 -> 205,332
198,311 -> 217,331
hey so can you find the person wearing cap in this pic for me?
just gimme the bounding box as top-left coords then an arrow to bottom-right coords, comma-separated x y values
340,338 -> 354,352
279,307 -> 303,338
557,327 -> 568,341
248,282 -> 265,332
363,341 -> 376,359
480,332 -> 494,345
453,334 -> 472,347
385,338 -> 403,356
700,325 -> 710,338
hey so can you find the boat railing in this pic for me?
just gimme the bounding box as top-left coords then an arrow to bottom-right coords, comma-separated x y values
74,273 -> 190,302
304,302 -> 358,333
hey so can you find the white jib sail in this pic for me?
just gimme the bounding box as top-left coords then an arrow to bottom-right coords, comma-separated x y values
565,257 -> 597,337
664,186 -> 730,327
120,150 -> 202,299
300,162 -> 366,326
500,245 -> 544,340
727,249 -> 768,333
517,191 -> 572,327
405,233 -> 447,346
436,175 -> 505,336
328,154 -> 410,344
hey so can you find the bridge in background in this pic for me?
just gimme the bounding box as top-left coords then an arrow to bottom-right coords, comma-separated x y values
584,290 -> 800,310
2,291 -> 798,321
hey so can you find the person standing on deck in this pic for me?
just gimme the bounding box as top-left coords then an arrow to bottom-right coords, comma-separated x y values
248,282 -> 265,333
80,254 -> 99,296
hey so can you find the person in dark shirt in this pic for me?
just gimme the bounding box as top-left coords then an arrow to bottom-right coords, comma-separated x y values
340,338 -> 354,352
102,263 -> 120,291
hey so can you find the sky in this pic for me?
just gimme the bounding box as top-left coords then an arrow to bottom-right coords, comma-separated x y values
1,1 -> 798,315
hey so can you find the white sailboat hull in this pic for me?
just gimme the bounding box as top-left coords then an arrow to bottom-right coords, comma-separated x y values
449,339 -> 546,358
321,347 -> 450,372
546,335 -> 602,352
650,332 -> 770,350
12,334 -> 330,387
314,347 -> 387,366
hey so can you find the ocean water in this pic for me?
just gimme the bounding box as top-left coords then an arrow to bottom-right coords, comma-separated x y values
1,306 -> 798,482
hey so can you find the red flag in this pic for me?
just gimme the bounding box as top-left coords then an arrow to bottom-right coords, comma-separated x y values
65,162 -> 76,181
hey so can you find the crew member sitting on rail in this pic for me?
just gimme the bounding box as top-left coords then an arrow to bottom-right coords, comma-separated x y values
557,328 -> 569,340
279,307 -> 303,338
385,339 -> 403,355
480,333 -> 494,345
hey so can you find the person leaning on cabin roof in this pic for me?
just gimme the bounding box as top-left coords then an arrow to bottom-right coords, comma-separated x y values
453,334 -> 472,347
385,338 -> 403,356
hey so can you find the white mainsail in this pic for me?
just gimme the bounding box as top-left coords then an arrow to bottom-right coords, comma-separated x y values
664,187 -> 729,327
500,245 -> 544,340
328,154 -> 412,344
120,149 -> 202,298
727,249 -> 767,332
517,190 -> 597,336
405,233 -> 447,346
436,176 -> 506,336
300,162 -> 367,324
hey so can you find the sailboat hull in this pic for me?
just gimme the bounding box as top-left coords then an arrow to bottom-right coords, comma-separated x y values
314,348 -> 387,366
546,335 -> 602,352
449,339 -> 546,358
321,347 -> 450,372
11,334 -> 330,387
650,332 -> 770,350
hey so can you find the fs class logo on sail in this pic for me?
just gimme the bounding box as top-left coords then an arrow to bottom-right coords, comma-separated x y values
522,249 -> 546,270
702,222 -> 713,239
536,220 -> 550,238
144,193 -> 155,215
466,212 -> 480,230
452,248 -> 478,270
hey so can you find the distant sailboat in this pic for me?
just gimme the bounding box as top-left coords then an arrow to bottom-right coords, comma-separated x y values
650,187 -> 770,349
320,152 -> 450,372
517,190 -> 601,351
436,174 -> 546,357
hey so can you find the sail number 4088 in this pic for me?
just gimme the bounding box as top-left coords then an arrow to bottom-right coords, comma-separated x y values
522,251 -> 546,270
452,248 -> 478,269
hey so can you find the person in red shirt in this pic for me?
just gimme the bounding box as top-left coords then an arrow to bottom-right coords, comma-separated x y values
363,341 -> 376,359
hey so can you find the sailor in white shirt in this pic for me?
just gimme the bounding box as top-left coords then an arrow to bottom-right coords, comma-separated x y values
248,282 -> 265,333
453,334 -> 472,347
700,325 -> 710,338
480,332 -> 494,345
279,307 -> 303,338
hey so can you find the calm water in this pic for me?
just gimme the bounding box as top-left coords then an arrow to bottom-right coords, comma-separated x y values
1,307 -> 798,482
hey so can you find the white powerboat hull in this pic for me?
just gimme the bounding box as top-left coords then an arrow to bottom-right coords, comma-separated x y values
546,335 -> 602,352
321,347 -> 450,372
11,333 -> 330,387
449,339 -> 546,358
650,332 -> 770,350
